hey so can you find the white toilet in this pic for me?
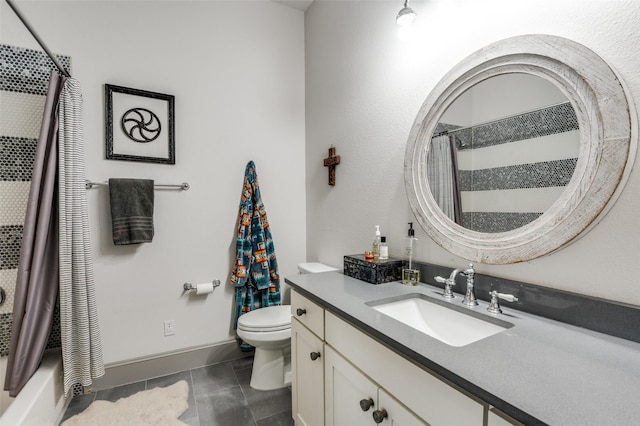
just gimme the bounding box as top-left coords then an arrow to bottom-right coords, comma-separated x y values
236,262 -> 338,390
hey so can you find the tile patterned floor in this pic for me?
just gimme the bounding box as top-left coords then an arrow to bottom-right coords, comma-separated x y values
60,357 -> 294,426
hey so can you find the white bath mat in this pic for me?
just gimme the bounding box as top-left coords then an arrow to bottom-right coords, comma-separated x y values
61,380 -> 189,426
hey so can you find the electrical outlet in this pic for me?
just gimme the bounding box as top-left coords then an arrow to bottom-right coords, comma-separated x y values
164,319 -> 175,336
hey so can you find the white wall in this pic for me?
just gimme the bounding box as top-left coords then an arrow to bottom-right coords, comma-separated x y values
1,0 -> 306,365
305,0 -> 640,306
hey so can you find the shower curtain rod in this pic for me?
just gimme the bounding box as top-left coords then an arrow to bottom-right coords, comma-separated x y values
433,100 -> 572,138
5,0 -> 71,77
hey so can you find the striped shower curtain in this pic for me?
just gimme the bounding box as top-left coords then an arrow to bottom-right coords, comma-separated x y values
58,77 -> 105,395
4,72 -> 104,397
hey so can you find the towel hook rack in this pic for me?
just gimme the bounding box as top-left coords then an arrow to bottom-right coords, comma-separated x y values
85,180 -> 190,191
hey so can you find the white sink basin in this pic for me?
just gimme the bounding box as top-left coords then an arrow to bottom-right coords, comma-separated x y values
368,294 -> 512,347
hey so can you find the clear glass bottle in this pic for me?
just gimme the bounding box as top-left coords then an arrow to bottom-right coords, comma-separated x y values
372,225 -> 381,258
379,236 -> 389,260
402,223 -> 420,285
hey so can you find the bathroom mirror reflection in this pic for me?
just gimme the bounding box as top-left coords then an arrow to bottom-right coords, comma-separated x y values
428,73 -> 580,233
404,35 -> 634,264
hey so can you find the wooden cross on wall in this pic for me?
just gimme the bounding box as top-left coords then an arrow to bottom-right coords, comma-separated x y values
323,146 -> 341,186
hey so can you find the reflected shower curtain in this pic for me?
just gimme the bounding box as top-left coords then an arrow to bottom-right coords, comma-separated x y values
4,73 -> 63,397
58,77 -> 105,395
428,134 -> 463,225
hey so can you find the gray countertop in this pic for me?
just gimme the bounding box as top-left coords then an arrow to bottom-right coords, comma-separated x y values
285,271 -> 640,426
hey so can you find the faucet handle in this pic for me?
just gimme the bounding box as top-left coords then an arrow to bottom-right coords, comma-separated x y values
487,290 -> 519,314
496,292 -> 518,303
436,276 -> 456,299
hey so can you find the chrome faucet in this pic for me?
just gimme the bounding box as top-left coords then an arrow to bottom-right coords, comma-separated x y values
461,263 -> 478,307
434,269 -> 463,299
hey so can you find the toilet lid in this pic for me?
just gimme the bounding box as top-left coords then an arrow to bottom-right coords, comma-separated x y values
237,306 -> 291,332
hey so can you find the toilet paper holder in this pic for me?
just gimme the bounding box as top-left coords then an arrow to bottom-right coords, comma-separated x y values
183,280 -> 221,292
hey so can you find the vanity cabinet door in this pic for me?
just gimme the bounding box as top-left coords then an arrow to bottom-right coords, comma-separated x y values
325,346 -> 427,426
487,407 -> 525,426
378,389 -> 429,426
325,346 -> 378,426
291,318 -> 324,426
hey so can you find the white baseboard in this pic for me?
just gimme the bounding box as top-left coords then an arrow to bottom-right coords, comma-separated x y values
88,340 -> 251,391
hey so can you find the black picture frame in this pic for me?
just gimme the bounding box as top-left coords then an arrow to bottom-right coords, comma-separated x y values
105,84 -> 175,164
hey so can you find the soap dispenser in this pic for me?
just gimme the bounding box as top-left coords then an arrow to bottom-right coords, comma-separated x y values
402,222 -> 420,285
372,225 -> 382,259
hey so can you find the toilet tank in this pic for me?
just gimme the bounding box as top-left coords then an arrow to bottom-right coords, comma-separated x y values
297,262 -> 339,274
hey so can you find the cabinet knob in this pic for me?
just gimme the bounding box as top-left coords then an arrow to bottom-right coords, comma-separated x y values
359,398 -> 374,412
372,409 -> 388,423
296,308 -> 307,316
310,351 -> 321,361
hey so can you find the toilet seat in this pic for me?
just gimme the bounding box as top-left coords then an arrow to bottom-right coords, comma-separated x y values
237,305 -> 291,333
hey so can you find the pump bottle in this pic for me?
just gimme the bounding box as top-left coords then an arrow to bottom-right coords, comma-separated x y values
402,222 -> 420,285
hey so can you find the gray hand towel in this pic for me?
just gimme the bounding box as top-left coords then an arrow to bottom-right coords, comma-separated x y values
109,178 -> 154,245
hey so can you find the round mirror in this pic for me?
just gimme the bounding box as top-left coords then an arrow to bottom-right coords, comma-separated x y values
429,73 -> 580,233
405,35 -> 635,264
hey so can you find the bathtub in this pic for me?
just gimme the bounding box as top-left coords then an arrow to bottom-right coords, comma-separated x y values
0,349 -> 68,425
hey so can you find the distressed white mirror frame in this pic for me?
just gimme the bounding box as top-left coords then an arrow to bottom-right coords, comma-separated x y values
405,34 -> 636,264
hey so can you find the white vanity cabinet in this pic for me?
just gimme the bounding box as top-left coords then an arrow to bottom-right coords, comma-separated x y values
325,311 -> 484,426
291,289 -> 486,426
291,291 -> 325,426
325,345 -> 427,426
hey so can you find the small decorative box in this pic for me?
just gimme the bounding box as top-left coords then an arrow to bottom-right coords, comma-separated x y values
343,254 -> 402,284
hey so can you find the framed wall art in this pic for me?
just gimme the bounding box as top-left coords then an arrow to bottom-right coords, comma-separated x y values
105,84 -> 175,164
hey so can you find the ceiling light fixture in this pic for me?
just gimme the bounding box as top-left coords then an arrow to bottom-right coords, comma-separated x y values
396,0 -> 417,27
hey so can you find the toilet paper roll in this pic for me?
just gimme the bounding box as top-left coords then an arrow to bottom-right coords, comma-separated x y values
195,283 -> 214,295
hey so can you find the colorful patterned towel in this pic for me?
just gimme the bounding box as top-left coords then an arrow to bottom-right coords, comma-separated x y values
230,161 -> 280,336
